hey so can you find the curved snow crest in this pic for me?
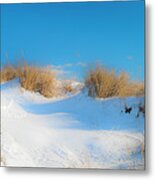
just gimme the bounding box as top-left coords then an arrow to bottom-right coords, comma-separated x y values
20,91 -> 144,132
1,79 -> 144,169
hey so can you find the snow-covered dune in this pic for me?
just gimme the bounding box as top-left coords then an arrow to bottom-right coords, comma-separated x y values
1,79 -> 144,169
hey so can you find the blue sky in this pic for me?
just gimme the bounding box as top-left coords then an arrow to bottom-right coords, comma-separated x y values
1,1 -> 144,81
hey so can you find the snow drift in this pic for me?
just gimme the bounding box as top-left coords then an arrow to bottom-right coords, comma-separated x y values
1,79 -> 144,169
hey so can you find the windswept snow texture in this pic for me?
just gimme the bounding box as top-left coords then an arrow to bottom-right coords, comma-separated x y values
1,79 -> 144,169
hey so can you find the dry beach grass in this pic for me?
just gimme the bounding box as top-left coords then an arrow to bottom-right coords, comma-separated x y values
0,64 -> 17,83
85,65 -> 144,98
1,62 -> 144,98
1,62 -> 59,98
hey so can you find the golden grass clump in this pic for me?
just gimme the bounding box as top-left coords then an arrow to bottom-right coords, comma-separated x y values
85,65 -> 144,98
85,66 -> 118,98
117,72 -> 144,98
63,84 -> 73,93
0,64 -> 17,83
18,63 -> 58,98
0,62 -> 59,98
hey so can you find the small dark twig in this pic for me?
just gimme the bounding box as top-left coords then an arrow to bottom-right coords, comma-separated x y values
124,104 -> 132,114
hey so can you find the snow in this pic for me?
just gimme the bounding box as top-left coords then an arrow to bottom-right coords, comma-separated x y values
1,79 -> 144,169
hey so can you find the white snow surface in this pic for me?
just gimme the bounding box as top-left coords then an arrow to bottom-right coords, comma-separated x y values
1,79 -> 144,169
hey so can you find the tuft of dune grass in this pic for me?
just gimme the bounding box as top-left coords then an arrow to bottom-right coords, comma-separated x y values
18,63 -> 59,98
85,65 -> 144,98
63,84 -> 73,93
0,64 -> 17,83
1,62 -> 59,98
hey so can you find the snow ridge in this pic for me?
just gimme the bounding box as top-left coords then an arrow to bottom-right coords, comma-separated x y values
1,79 -> 144,169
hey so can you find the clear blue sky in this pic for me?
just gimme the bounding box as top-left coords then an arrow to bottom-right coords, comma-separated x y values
1,1 -> 144,81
